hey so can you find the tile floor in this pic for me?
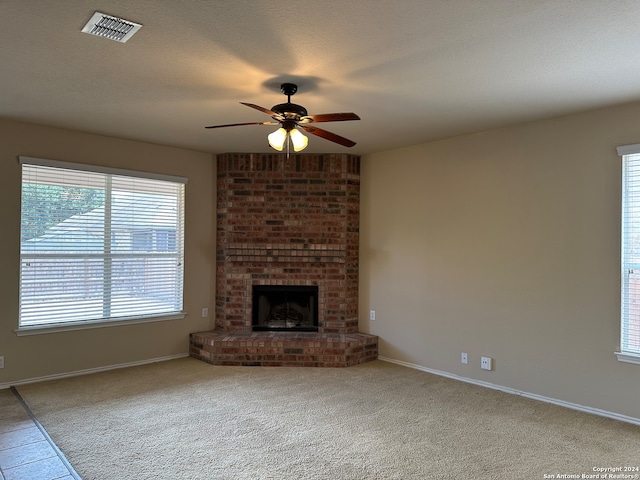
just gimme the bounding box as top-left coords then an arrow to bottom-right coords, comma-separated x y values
0,388 -> 80,480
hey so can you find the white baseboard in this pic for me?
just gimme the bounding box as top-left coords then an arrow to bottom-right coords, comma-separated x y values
378,356 -> 640,427
0,353 -> 190,390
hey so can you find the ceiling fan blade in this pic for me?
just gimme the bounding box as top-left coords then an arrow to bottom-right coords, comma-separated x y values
299,125 -> 356,147
205,121 -> 279,129
240,102 -> 283,119
300,112 -> 360,123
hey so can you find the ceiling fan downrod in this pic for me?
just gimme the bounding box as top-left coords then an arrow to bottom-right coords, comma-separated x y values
271,83 -> 307,118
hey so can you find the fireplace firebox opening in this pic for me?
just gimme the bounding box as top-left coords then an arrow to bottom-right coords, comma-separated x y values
252,285 -> 319,332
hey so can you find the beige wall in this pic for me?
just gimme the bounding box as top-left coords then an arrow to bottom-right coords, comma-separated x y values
360,101 -> 640,420
4,98 -> 640,420
0,119 -> 214,385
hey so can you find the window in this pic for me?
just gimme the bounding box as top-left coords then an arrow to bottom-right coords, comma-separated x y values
18,156 -> 187,331
617,144 -> 640,363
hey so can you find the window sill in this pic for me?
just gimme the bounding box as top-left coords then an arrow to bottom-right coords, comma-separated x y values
15,312 -> 186,336
615,351 -> 640,365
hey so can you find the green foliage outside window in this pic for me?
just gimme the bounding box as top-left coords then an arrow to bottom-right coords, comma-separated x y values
20,184 -> 105,241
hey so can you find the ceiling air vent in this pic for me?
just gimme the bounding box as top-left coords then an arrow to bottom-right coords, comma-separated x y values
81,12 -> 142,43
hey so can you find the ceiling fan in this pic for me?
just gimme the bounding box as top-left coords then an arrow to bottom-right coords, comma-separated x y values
205,83 -> 360,152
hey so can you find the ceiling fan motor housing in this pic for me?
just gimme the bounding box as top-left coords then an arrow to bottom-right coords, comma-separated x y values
271,83 -> 308,120
271,102 -> 308,119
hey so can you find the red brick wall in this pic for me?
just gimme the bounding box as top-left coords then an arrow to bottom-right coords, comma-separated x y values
215,153 -> 360,334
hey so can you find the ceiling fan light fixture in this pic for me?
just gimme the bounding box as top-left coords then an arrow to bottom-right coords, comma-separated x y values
268,127 -> 308,153
290,128 -> 309,152
268,127 -> 287,151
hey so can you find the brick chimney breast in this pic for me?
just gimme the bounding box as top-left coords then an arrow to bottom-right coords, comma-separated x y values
190,153 -> 377,367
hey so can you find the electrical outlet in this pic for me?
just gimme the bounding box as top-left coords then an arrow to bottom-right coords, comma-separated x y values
0,356 -> 4,369
481,356 -> 492,371
201,307 -> 208,318
461,352 -> 468,364
370,310 -> 376,321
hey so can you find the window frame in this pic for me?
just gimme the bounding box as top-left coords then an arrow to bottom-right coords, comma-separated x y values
16,156 -> 188,336
616,144 -> 640,364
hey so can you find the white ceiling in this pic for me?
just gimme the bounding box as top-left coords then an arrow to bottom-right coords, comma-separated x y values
2,0 -> 640,155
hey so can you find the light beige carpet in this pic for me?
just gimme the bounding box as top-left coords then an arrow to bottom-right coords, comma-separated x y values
15,358 -> 640,480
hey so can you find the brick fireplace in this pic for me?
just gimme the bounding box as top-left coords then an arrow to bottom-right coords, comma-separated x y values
189,152 -> 378,367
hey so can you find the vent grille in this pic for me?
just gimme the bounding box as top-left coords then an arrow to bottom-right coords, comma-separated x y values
81,12 -> 142,43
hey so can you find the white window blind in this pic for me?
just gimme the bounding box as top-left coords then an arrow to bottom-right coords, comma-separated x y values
617,144 -> 640,361
19,157 -> 186,329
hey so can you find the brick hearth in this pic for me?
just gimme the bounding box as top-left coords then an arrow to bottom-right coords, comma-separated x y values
189,152 -> 378,367
190,331 -> 378,367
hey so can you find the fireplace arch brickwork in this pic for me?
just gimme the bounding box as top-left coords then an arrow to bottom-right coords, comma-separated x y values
216,153 -> 360,334
190,153 -> 378,367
